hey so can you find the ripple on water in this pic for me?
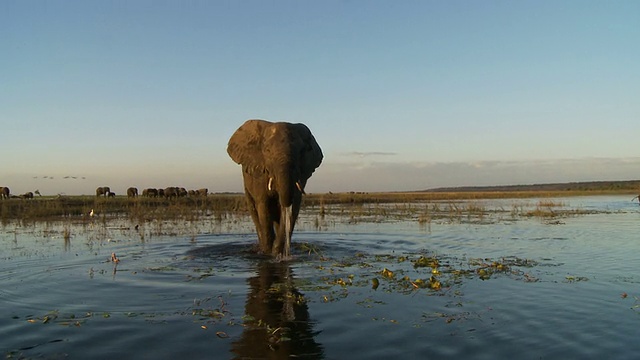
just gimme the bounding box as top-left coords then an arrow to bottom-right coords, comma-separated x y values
3,198 -> 640,359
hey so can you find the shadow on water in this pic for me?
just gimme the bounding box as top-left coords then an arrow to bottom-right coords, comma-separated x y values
187,242 -> 324,359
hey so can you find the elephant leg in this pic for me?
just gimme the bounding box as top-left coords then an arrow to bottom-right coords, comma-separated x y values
246,193 -> 276,254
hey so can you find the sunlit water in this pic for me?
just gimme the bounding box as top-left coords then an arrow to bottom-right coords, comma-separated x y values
1,196 -> 639,359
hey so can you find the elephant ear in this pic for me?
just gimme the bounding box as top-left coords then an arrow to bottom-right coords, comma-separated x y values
227,119 -> 270,173
292,123 -> 323,180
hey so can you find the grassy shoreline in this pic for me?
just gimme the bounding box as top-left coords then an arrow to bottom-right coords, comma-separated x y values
0,189 -> 637,222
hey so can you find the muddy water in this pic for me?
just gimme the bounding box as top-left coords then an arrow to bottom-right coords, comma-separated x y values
1,196 -> 639,359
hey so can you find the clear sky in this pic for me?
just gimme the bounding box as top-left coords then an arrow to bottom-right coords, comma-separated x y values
2,1 -> 639,196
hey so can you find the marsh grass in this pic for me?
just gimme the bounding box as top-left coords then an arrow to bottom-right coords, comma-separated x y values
0,190 -> 615,226
0,195 -> 247,223
524,200 -> 566,218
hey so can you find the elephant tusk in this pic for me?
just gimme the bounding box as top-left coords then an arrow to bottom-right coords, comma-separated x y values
284,205 -> 292,258
268,177 -> 273,191
296,181 -> 306,194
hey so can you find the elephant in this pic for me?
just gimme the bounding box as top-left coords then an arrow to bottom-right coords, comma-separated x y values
142,188 -> 158,197
96,186 -> 111,197
0,187 -> 9,200
108,191 -> 116,198
227,119 -> 323,258
127,187 -> 139,198
178,187 -> 188,197
20,192 -> 34,199
196,188 -> 209,196
164,186 -> 178,199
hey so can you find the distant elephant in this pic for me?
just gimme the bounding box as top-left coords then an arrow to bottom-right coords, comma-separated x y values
96,186 -> 111,197
164,186 -> 178,199
127,187 -> 138,198
142,188 -> 158,197
158,188 -> 165,197
0,186 -> 9,200
108,191 -> 116,198
227,119 -> 323,258
178,187 -> 188,197
196,188 -> 208,196
20,192 -> 34,199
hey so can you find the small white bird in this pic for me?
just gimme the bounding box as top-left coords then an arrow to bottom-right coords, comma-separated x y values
89,209 -> 95,217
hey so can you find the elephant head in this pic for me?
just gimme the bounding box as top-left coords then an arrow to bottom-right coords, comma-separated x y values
227,119 -> 323,258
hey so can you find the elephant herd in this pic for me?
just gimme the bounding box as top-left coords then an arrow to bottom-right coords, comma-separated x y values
141,187 -> 209,198
0,187 -> 35,200
97,186 -> 209,199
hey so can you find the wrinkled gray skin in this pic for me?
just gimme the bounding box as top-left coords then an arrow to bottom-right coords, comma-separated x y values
96,186 -> 111,197
228,119 -> 323,258
127,187 -> 138,198
0,187 -> 10,200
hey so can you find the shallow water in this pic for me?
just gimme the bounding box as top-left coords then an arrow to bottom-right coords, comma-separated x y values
2,195 -> 640,359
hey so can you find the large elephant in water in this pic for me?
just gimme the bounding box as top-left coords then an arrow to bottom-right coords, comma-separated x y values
0,187 -> 9,199
96,186 -> 110,197
227,119 -> 323,258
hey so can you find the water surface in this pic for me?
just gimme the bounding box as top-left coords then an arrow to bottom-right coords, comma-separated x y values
2,196 -> 639,359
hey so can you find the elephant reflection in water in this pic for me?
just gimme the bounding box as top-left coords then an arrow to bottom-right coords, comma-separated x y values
231,261 -> 323,359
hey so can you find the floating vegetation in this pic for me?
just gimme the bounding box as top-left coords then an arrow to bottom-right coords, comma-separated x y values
298,248 -> 551,307
23,310 -> 99,327
564,275 -> 589,283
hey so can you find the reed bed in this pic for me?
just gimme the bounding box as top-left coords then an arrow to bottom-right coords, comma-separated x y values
0,190 -> 625,224
0,195 -> 246,224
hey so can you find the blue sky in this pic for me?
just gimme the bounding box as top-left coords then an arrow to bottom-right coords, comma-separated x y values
2,1 -> 639,195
